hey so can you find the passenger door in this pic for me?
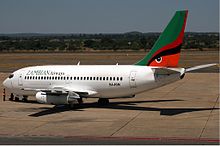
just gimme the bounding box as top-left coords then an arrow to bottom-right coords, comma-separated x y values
18,73 -> 23,86
129,71 -> 137,88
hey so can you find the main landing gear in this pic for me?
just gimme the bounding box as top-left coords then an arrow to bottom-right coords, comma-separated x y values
69,98 -> 83,108
98,98 -> 109,105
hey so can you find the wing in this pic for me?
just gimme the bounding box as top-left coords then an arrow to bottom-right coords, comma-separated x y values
185,63 -> 218,72
22,86 -> 97,98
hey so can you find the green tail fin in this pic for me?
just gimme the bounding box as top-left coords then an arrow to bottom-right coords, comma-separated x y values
135,10 -> 188,67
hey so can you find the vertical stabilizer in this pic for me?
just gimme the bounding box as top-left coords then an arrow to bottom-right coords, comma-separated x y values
135,10 -> 188,67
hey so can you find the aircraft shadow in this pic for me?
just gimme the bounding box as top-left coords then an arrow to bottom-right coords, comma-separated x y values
7,99 -> 39,104
28,99 -> 219,117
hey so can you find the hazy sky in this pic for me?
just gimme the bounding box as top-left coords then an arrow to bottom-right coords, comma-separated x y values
0,0 -> 219,33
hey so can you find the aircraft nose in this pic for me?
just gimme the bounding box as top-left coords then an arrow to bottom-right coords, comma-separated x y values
3,79 -> 11,89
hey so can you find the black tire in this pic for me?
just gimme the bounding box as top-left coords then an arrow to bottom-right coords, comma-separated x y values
15,97 -> 19,101
98,98 -> 109,105
22,97 -> 28,102
9,93 -> 14,101
77,98 -> 83,105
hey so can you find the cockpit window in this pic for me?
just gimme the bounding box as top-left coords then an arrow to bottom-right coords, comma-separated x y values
8,74 -> 14,79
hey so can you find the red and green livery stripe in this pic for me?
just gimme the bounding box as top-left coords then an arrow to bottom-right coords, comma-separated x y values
135,10 -> 188,67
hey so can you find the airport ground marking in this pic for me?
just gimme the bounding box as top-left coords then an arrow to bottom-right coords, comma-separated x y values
110,111 -> 142,136
199,95 -> 219,138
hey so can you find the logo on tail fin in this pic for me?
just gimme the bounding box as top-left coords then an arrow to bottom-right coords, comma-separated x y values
135,10 -> 188,67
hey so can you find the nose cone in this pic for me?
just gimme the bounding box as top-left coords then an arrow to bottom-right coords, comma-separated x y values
3,79 -> 11,89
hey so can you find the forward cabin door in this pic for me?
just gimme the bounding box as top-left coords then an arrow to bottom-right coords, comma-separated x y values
129,71 -> 137,88
18,73 -> 23,86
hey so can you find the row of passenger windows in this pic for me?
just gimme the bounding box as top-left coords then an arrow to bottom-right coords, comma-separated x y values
24,76 -> 123,81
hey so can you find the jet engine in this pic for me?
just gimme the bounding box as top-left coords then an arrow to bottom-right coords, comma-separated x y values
36,92 -> 79,105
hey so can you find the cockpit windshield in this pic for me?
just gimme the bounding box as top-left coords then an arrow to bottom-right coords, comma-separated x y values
8,74 -> 14,79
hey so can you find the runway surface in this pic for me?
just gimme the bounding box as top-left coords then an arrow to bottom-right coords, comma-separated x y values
0,72 -> 219,144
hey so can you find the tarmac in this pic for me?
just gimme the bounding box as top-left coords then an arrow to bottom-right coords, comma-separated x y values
0,72 -> 219,144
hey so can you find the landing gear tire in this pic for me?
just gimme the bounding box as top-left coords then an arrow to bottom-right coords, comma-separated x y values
77,98 -> 83,105
69,104 -> 75,109
98,98 -> 109,105
15,97 -> 19,101
9,93 -> 14,101
22,96 -> 28,102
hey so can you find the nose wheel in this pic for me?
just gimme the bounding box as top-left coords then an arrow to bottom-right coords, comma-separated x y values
8,93 -> 28,102
98,98 -> 109,105
9,93 -> 14,101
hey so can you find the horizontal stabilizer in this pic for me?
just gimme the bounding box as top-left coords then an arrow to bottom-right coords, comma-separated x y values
152,67 -> 185,75
185,63 -> 218,72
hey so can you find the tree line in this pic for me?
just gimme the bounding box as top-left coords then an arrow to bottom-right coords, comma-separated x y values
0,32 -> 218,52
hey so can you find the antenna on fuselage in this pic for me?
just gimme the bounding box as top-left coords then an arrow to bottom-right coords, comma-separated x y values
77,61 -> 80,65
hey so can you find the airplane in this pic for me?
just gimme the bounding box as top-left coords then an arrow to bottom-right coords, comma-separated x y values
2,10 -> 217,106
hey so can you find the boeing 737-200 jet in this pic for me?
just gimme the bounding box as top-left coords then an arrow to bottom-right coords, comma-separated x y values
3,10 -> 217,106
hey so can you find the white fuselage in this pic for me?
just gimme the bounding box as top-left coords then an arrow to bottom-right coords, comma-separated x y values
3,65 -> 182,99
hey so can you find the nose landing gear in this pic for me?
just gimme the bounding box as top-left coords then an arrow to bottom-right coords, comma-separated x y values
9,93 -> 14,101
8,93 -> 28,102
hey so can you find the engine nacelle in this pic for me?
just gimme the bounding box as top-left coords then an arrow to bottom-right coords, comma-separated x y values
36,92 -> 77,105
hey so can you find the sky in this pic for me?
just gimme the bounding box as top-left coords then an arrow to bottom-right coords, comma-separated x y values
0,0 -> 219,33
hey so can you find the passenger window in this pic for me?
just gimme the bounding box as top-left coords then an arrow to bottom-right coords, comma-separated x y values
100,77 -> 102,81
67,77 -> 69,80
84,77 -> 86,80
74,77 -> 76,80
103,77 -> 105,81
52,77 -> 54,80
117,77 -> 119,81
113,77 -> 115,81
58,77 -> 60,80
93,77 -> 96,80
63,77 -> 66,80
90,77 -> 92,80
70,77 -> 73,80
110,77 -> 112,81
106,77 -> 108,80
120,77 -> 123,81
96,77 -> 99,80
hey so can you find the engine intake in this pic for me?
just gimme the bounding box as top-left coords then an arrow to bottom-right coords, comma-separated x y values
36,92 -> 78,105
